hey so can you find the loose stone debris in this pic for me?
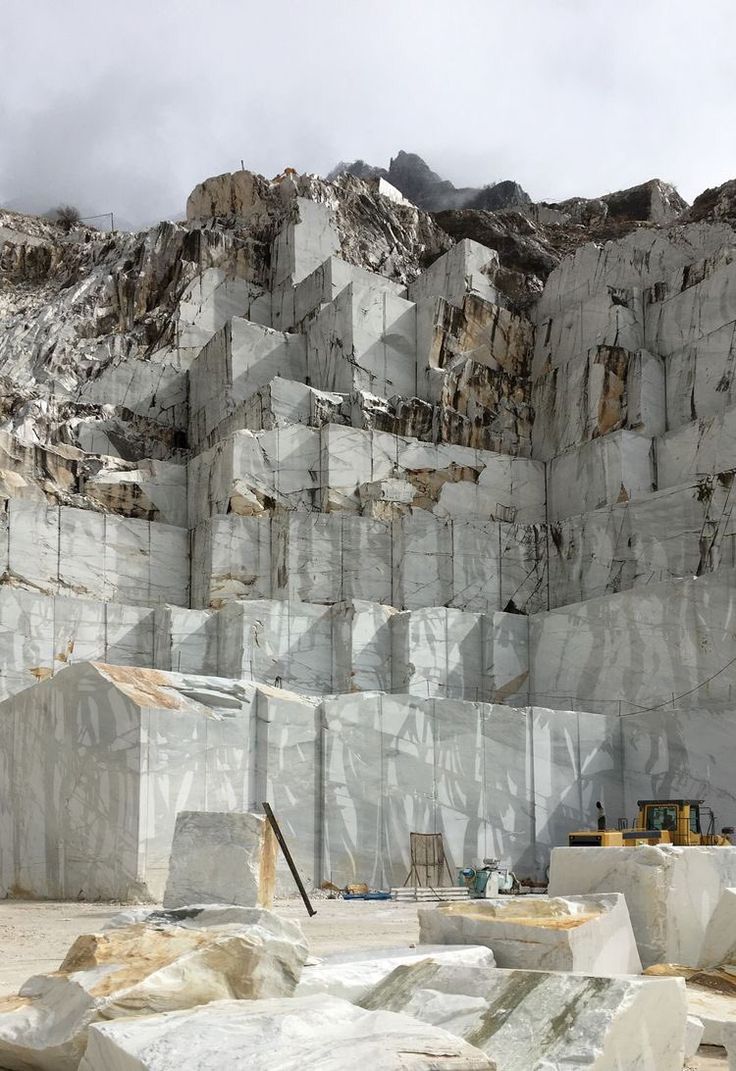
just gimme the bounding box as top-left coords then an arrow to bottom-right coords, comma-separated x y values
0,907 -> 307,1071
3,154 -> 736,1066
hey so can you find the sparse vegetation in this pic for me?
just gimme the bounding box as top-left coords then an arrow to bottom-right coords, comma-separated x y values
54,204 -> 81,232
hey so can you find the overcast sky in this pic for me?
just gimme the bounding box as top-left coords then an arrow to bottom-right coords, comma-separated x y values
2,0 -> 735,228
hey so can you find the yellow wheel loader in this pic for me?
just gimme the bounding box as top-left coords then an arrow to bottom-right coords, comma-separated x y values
568,799 -> 732,847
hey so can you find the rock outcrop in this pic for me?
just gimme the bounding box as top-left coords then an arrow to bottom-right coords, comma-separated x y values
329,149 -> 532,213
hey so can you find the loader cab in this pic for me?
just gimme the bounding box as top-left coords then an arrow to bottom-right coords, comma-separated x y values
636,799 -> 707,846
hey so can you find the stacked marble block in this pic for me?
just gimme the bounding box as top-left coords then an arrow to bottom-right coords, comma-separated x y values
527,223 -> 736,725
182,215 -> 545,708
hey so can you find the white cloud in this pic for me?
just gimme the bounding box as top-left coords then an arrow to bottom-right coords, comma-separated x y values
2,0 -> 734,225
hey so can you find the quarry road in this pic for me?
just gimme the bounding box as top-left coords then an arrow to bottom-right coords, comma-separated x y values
0,896 -> 724,1069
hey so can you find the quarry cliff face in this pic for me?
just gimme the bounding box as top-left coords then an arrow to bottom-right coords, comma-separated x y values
1,154 -> 736,898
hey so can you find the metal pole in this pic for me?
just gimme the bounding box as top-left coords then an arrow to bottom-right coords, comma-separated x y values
262,802 -> 316,917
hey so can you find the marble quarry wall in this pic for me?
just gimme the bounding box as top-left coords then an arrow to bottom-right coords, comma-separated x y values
0,662 -> 623,899
1,168 -> 736,900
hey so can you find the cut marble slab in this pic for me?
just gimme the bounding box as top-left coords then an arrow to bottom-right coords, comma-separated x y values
418,893 -> 641,973
162,811 -> 277,910
295,945 -> 495,1003
548,845 -> 736,967
78,994 -> 494,1071
360,960 -> 687,1071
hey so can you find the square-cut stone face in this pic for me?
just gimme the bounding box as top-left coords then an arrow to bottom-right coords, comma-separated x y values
360,960 -> 687,1071
79,995 -> 493,1071
548,845 -> 736,967
418,892 -> 641,974
163,810 -> 277,910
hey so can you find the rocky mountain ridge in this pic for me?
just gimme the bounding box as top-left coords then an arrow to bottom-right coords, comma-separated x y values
328,149 -> 533,212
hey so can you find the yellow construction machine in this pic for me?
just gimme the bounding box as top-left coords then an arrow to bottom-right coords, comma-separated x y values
568,799 -> 732,847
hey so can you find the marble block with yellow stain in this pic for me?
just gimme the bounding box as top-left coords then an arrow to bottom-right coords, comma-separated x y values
0,907 -> 306,1071
163,811 -> 277,911
418,894 -> 641,974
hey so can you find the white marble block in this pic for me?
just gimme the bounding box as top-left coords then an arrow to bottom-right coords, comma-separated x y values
699,887 -> 736,967
79,994 -> 493,1071
306,283 -> 417,399
546,430 -> 655,522
547,479 -> 736,608
391,606 -> 486,700
271,196 -> 341,288
657,403 -> 736,487
216,598 -> 334,692
175,267 -> 271,357
189,318 -> 307,447
418,893 -> 641,973
529,570 -> 736,715
295,944 -> 495,1003
548,845 -> 736,967
361,960 -> 687,1071
0,663 -> 262,901
279,254 -> 406,331
163,810 -> 277,910
408,239 -> 500,309
0,909 -> 307,1071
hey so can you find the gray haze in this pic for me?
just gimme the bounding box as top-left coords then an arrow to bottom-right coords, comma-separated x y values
2,0 -> 735,228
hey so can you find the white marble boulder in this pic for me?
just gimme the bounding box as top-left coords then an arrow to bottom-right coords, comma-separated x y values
724,1021 -> 736,1070
78,994 -> 494,1071
295,945 -> 496,1003
0,908 -> 307,1071
163,810 -> 277,910
418,894 -> 641,973
699,887 -> 736,967
360,960 -> 687,1071
685,1015 -> 705,1058
548,845 -> 736,967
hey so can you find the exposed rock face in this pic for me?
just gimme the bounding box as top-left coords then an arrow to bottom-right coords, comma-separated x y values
686,177 -> 736,222
187,168 -> 452,284
1,153 -> 736,914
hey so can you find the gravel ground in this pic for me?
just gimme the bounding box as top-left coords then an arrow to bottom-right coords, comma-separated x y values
0,895 -> 726,1069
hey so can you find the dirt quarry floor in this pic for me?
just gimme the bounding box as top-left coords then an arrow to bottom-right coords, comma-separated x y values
0,896 -> 726,1070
